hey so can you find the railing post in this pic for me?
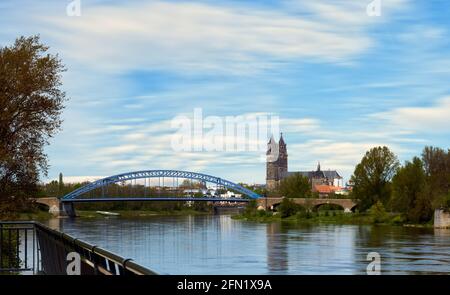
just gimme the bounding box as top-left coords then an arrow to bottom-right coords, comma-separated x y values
0,223 -> 3,269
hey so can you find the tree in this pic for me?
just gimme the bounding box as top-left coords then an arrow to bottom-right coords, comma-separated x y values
408,187 -> 433,223
369,201 -> 388,223
277,198 -> 302,218
0,36 -> 66,213
390,158 -> 424,211
279,173 -> 311,198
390,157 -> 432,222
350,146 -> 399,211
58,172 -> 64,196
421,146 -> 450,208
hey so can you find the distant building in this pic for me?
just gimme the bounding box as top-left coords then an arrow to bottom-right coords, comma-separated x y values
313,184 -> 348,198
219,191 -> 242,199
266,134 -> 343,194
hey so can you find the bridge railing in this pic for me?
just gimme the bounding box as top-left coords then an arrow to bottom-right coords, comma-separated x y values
0,221 -> 38,274
0,221 -> 157,275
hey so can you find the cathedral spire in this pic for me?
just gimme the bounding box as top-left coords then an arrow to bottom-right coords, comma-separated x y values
317,161 -> 321,171
279,132 -> 285,145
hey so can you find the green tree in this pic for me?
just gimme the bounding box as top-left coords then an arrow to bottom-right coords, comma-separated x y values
243,199 -> 258,216
389,147 -> 450,222
421,146 -> 450,209
408,186 -> 433,223
350,146 -> 399,211
277,197 -> 303,218
0,36 -> 66,215
369,200 -> 388,223
279,173 -> 311,198
390,157 -> 429,221
58,172 -> 64,196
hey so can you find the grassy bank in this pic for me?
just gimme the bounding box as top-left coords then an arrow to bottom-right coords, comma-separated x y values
233,199 -> 435,227
232,210 -> 433,227
7,211 -> 54,221
232,210 -> 373,224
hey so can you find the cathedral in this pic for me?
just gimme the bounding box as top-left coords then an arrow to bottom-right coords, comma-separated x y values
266,134 -> 343,192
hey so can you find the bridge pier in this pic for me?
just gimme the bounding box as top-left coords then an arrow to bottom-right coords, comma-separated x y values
33,198 -> 77,217
62,202 -> 77,218
434,209 -> 450,228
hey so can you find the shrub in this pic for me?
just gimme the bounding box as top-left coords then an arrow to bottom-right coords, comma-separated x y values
369,201 -> 388,223
257,209 -> 271,218
390,214 -> 405,225
278,198 -> 302,218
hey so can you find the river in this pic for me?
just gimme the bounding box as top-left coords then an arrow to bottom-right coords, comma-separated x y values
46,214 -> 450,275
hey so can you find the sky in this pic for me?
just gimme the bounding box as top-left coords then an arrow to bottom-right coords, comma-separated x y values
1,0 -> 450,184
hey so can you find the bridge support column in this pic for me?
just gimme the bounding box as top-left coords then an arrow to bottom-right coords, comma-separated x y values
434,209 -> 450,228
62,202 -> 77,218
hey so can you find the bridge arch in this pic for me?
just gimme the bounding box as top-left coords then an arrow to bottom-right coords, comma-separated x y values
313,202 -> 345,211
62,170 -> 261,200
311,199 -> 357,213
257,197 -> 357,213
34,197 -> 63,215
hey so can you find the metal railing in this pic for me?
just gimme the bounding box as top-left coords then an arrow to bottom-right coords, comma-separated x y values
0,221 -> 157,275
0,222 -> 38,274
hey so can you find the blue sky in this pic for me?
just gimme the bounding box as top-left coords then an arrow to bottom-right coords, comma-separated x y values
1,0 -> 450,184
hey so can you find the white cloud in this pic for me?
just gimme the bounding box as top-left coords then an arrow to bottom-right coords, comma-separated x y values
40,0 -> 386,74
374,96 -> 450,133
281,118 -> 321,133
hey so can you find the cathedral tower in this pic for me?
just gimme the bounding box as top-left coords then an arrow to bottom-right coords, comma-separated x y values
266,133 -> 288,191
278,133 -> 288,178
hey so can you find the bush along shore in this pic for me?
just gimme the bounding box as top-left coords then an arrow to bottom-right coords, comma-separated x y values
232,199 -> 434,227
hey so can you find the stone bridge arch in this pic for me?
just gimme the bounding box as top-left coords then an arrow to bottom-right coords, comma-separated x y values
33,197 -> 63,216
257,197 -> 357,213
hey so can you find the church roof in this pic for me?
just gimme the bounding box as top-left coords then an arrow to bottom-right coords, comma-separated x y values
323,170 -> 342,179
282,170 -> 341,180
282,171 -> 313,178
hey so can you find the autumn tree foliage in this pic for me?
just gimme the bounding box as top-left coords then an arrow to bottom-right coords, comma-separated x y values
0,36 -> 66,214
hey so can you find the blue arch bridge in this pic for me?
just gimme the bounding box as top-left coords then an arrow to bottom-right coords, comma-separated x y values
40,170 -> 261,217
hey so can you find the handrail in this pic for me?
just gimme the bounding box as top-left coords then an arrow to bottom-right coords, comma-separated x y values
0,221 -> 157,275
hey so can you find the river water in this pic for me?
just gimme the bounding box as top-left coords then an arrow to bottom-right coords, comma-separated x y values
46,214 -> 450,275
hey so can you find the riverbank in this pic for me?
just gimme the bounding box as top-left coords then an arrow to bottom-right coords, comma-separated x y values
13,211 -> 54,221
232,210 -> 434,227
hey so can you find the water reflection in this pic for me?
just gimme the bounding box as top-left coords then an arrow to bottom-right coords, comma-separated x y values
46,215 -> 450,275
266,222 -> 288,273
